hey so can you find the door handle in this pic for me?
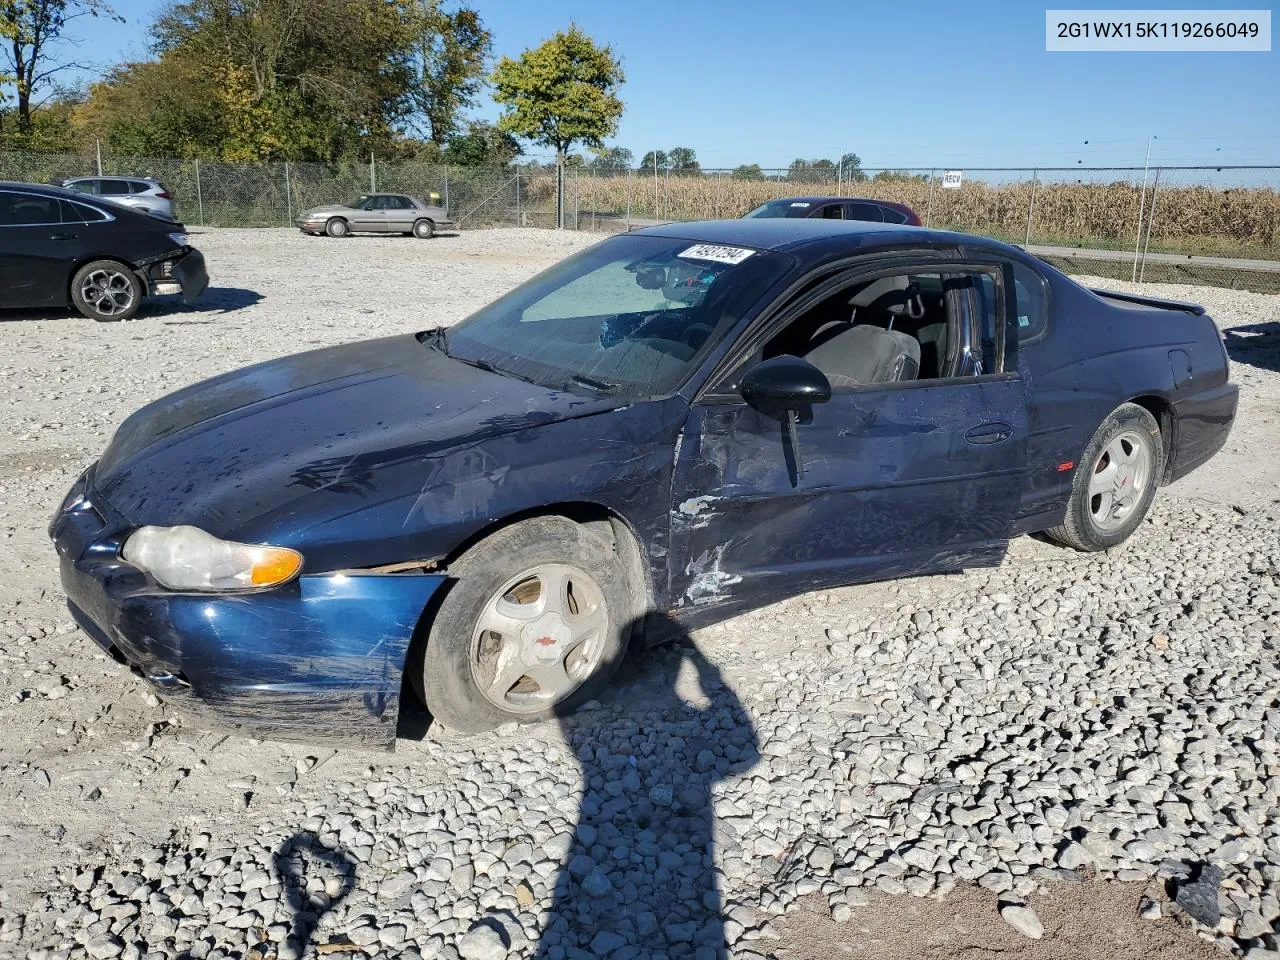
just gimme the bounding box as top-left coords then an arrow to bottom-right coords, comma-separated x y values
50,232 -> 79,240
964,422 -> 1013,444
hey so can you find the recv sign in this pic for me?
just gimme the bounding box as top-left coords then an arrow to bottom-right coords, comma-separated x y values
942,170 -> 963,189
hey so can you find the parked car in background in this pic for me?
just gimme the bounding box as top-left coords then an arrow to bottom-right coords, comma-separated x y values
0,182 -> 207,321
295,193 -> 454,238
56,176 -> 176,220
744,195 -> 923,225
50,218 -> 1236,744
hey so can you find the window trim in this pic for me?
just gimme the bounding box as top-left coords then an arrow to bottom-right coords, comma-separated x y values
1010,257 -> 1052,345
698,254 -> 1013,402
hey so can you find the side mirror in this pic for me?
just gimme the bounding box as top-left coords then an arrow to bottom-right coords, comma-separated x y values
740,355 -> 831,410
739,356 -> 830,486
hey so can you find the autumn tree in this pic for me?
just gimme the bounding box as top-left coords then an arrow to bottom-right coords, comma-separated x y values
1,0 -> 118,135
407,0 -> 490,145
491,25 -> 623,162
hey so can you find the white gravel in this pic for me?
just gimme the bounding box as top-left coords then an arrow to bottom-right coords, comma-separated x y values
0,228 -> 1278,960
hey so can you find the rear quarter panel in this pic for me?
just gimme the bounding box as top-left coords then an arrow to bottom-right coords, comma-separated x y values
1023,271 -> 1231,524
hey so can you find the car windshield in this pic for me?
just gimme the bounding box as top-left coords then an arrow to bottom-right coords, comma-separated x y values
744,199 -> 815,219
440,234 -> 790,399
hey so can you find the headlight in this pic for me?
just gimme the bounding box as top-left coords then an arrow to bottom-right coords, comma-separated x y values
168,231 -> 189,248
122,525 -> 303,591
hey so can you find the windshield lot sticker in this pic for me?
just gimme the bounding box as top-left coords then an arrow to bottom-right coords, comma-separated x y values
789,201 -> 811,207
678,244 -> 755,265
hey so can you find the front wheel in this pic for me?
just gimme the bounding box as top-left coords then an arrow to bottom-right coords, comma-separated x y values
325,217 -> 349,238
1047,402 -> 1164,551
71,260 -> 142,322
418,517 -> 635,734
412,219 -> 435,239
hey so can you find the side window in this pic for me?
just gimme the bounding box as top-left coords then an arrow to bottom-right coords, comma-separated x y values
879,205 -> 909,224
1011,261 -> 1048,340
845,202 -> 883,222
98,179 -> 132,195
819,203 -> 844,220
67,180 -> 97,195
0,191 -> 64,225
759,270 -> 951,386
395,196 -> 415,210
129,181 -> 151,194
66,200 -> 109,222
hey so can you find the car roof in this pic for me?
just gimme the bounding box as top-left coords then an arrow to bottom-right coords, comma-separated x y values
63,175 -> 161,182
763,195 -> 892,205
630,217 -> 1005,255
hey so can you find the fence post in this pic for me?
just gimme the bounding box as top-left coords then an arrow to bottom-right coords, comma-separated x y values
370,154 -> 376,193
194,159 -> 204,227
555,159 -> 565,229
284,162 -> 292,226
444,170 -> 450,215
714,170 -> 721,218
95,139 -> 102,176
515,169 -> 521,227
625,170 -> 632,231
925,169 -> 936,227
1138,167 -> 1162,283
663,169 -> 669,222
652,153 -> 659,220
1024,168 -> 1038,247
591,170 -> 597,231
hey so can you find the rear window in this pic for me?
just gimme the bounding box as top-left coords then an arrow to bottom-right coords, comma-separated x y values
130,181 -> 153,193
68,201 -> 110,223
879,206 -> 910,224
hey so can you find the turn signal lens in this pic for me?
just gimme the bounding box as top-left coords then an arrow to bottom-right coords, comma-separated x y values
122,525 -> 303,592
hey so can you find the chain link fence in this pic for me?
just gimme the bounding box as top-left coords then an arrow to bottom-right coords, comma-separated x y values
0,149 -> 560,230
1,149 -> 1276,291
565,165 -> 1280,292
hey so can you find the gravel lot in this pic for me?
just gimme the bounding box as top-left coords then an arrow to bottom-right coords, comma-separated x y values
0,228 -> 1278,960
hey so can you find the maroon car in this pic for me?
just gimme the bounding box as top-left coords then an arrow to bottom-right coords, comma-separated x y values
744,195 -> 923,225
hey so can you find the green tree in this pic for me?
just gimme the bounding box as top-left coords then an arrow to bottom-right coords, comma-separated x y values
731,163 -> 764,180
442,119 -> 519,166
1,0 -> 119,135
839,151 -> 866,182
491,24 -> 624,161
80,0 -> 422,161
639,149 -> 667,172
667,145 -> 699,173
407,0 -> 490,145
788,157 -> 836,182
589,145 -> 632,171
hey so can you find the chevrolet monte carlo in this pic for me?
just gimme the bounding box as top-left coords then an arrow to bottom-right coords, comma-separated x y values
50,219 -> 1237,744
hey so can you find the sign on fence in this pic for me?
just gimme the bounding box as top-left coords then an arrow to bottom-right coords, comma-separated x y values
942,170 -> 964,189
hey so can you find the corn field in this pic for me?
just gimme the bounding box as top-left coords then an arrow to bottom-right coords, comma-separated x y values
567,168 -> 1280,260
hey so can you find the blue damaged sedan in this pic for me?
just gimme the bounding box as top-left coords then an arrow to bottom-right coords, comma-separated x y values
50,219 -> 1237,744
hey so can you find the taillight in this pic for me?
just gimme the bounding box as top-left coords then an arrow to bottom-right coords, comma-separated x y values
156,191 -> 172,200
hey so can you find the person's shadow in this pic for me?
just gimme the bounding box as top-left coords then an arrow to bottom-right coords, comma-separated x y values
272,832 -> 358,958
535,613 -> 759,959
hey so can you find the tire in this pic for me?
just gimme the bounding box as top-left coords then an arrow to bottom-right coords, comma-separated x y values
1047,402 -> 1164,552
325,217 -> 349,238
412,219 -> 435,239
418,517 -> 636,734
71,260 -> 143,322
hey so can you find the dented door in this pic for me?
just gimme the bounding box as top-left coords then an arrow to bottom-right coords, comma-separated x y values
668,376 -> 1027,615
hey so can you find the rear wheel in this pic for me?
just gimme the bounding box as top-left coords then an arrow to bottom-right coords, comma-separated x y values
325,217 -> 349,238
71,260 -> 142,322
418,517 -> 636,733
412,219 -> 435,239
1047,402 -> 1163,551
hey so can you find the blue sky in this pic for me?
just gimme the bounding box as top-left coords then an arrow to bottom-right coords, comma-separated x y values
60,0 -> 1278,169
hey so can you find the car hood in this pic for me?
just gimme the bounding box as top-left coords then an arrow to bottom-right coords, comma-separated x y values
93,334 -> 622,542
299,204 -> 356,218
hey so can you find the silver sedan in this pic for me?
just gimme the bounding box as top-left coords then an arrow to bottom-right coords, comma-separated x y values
295,193 -> 454,239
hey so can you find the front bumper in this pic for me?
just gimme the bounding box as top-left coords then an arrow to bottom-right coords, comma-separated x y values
49,467 -> 445,747
146,248 -> 209,304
